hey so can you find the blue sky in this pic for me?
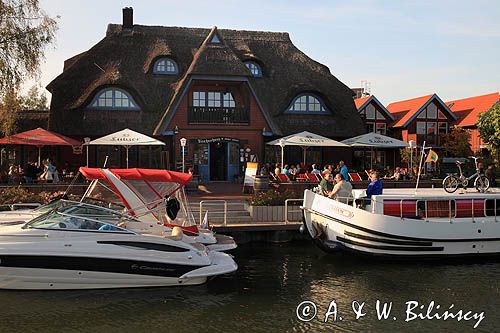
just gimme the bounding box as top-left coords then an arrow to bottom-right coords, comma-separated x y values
36,0 -> 500,104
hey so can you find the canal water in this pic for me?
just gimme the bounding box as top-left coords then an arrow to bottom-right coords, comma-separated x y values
0,242 -> 499,332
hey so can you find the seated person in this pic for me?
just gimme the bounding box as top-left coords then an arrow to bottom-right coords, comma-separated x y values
366,171 -> 383,198
319,172 -> 334,196
328,173 -> 353,201
385,167 -> 401,181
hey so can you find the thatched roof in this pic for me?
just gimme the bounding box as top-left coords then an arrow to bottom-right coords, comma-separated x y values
47,22 -> 365,138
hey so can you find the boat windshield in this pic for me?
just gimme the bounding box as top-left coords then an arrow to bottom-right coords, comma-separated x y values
31,199 -> 71,214
25,204 -> 136,232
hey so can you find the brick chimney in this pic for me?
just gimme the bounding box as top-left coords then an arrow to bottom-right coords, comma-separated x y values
122,7 -> 133,29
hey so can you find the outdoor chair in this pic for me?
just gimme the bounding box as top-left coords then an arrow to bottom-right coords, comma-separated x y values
349,173 -> 363,182
277,173 -> 291,183
306,173 -> 320,182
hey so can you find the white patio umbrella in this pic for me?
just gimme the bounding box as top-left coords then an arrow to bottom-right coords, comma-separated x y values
267,131 -> 348,165
341,132 -> 409,168
85,128 -> 165,168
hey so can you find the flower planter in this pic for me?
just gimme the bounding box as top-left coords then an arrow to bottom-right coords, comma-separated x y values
245,204 -> 284,222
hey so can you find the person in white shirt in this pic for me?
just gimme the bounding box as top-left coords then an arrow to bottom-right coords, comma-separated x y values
311,164 -> 321,174
329,173 -> 353,201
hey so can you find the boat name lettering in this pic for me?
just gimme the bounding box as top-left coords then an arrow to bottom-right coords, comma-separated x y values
331,206 -> 354,219
131,264 -> 175,272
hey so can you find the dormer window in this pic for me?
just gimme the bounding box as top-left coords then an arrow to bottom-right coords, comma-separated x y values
286,94 -> 328,113
244,61 -> 262,77
153,57 -> 178,75
210,34 -> 221,43
89,87 -> 139,110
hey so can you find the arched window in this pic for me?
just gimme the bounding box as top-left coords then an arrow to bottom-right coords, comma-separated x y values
287,94 -> 328,113
244,61 -> 262,77
89,88 -> 139,110
153,57 -> 178,74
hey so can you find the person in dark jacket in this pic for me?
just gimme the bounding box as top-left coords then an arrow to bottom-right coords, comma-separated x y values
366,171 -> 383,198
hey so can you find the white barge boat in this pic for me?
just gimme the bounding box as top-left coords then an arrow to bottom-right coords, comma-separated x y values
302,188 -> 500,259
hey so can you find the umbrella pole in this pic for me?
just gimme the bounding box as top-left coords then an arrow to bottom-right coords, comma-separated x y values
281,145 -> 284,172
370,147 -> 373,169
38,146 -> 41,166
126,146 -> 129,168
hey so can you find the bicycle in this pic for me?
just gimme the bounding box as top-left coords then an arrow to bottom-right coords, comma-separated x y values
442,156 -> 489,193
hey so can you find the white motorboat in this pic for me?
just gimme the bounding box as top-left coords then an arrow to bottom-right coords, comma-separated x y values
302,188 -> 500,259
0,167 -> 237,252
0,202 -> 237,290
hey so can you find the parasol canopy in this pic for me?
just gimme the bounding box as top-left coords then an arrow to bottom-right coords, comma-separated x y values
341,132 -> 409,148
85,129 -> 165,168
0,128 -> 82,165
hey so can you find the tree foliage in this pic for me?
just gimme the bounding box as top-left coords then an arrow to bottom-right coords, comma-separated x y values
19,85 -> 48,110
0,0 -> 58,96
442,125 -> 473,157
0,88 -> 20,136
477,102 -> 500,158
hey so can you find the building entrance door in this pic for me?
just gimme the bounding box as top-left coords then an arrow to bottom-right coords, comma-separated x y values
210,142 -> 227,181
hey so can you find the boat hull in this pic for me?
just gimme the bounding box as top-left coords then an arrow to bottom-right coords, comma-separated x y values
302,189 -> 500,259
0,267 -> 207,290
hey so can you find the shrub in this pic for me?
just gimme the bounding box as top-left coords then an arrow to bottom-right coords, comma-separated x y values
247,189 -> 301,206
0,187 -> 45,205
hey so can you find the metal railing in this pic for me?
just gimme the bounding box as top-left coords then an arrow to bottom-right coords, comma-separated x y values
199,200 -> 228,226
0,203 -> 42,211
284,199 -> 304,224
188,106 -> 249,124
388,198 -> 500,223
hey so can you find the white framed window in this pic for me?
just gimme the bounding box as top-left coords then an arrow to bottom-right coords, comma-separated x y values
438,122 -> 448,135
223,93 -> 235,108
417,121 -> 426,135
207,92 -> 221,107
366,122 -> 375,133
90,88 -> 139,110
427,103 -> 437,119
193,91 -> 206,107
287,94 -> 328,113
376,123 -> 387,135
153,58 -> 178,74
365,105 -> 375,119
244,61 -> 263,77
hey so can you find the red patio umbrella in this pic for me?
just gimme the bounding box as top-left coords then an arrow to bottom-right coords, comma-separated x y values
0,127 -> 82,165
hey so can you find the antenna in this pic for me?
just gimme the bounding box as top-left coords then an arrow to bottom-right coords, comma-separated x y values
360,80 -> 371,96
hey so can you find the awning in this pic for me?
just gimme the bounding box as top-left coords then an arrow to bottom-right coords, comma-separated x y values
341,132 -> 409,148
0,127 -> 81,146
85,128 -> 165,167
267,131 -> 348,147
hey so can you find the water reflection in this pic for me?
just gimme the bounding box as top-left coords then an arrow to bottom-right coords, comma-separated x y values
0,243 -> 499,332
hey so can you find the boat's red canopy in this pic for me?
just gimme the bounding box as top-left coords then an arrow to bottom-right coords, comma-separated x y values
80,167 -> 192,208
0,128 -> 81,146
80,167 -> 191,184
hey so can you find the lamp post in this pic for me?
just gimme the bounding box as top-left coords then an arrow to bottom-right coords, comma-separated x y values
279,138 -> 285,172
180,137 -> 187,173
84,137 -> 91,167
409,140 -> 416,177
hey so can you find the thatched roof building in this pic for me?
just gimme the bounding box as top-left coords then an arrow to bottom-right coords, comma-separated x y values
47,8 -> 364,139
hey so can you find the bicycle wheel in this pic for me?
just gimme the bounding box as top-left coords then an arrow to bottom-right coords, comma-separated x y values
443,175 -> 459,193
474,176 -> 490,192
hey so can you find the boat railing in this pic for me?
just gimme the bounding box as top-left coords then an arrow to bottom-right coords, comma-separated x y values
384,197 -> 500,223
0,203 -> 42,211
285,199 -> 304,224
199,200 -> 228,226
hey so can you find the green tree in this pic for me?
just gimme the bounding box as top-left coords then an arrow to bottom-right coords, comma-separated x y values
0,88 -> 20,136
442,125 -> 473,157
0,0 -> 58,94
477,102 -> 500,161
19,85 -> 48,110
0,0 -> 57,135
